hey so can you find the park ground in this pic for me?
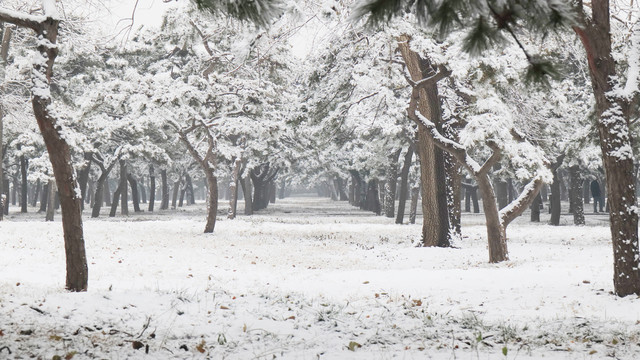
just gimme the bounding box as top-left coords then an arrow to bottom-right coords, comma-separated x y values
0,196 -> 638,359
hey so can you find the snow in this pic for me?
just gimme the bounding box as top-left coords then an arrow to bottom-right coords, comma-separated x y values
1,196 -> 639,359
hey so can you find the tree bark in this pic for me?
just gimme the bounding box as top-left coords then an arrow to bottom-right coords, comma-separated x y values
39,182 -> 48,212
228,158 -> 241,219
530,193 -> 542,222
20,151 -> 28,213
569,165 -> 585,225
409,184 -> 419,224
171,179 -> 180,209
204,171 -> 218,233
127,174 -> 141,212
119,160 -> 128,215
32,179 -> 41,207
45,179 -> 56,221
398,34 -> 451,248
160,169 -> 169,210
148,164 -> 156,212
396,145 -> 414,224
109,179 -> 123,217
549,156 -> 564,226
241,175 -> 253,215
77,155 -> 91,211
574,2 -> 640,296
385,148 -> 402,218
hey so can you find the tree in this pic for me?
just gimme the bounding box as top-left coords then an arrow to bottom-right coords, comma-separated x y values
0,1 -> 88,291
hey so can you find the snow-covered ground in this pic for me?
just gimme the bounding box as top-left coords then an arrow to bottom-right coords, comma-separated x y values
1,196 -> 638,359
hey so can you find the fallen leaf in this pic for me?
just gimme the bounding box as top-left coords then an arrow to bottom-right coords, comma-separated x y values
347,341 -> 362,351
196,340 -> 206,353
132,341 -> 144,350
220,305 -> 229,310
65,351 -> 77,360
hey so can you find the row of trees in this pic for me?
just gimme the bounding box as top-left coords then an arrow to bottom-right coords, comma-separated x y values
0,0 -> 639,296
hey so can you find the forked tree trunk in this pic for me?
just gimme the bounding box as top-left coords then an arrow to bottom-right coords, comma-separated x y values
396,145 -> 414,224
398,35 -> 451,248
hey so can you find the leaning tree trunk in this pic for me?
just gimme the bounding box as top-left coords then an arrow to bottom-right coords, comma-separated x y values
127,174 -> 141,213
396,145 -> 414,224
569,165 -> 585,225
109,179 -> 123,217
575,2 -> 640,295
398,35 -> 450,248
204,170 -> 218,233
476,174 -> 508,262
22,12 -> 88,292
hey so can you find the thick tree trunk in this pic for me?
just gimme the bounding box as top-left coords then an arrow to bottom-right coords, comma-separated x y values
148,165 -> 156,212
45,179 -> 56,221
127,174 -> 141,213
575,3 -> 640,296
569,165 -> 585,225
476,174 -> 508,262
396,145 -> 414,224
398,35 -> 450,248
160,169 -> 169,210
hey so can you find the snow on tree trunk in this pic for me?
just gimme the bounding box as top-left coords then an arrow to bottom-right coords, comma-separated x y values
397,34 -> 451,248
574,0 -> 640,296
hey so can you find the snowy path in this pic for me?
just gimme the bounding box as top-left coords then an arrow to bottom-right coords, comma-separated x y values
0,197 -> 638,359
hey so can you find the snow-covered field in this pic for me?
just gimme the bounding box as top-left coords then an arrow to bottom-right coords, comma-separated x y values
1,196 -> 639,359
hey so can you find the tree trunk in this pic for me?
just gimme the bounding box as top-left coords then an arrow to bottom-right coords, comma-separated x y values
476,174 -> 508,262
228,158 -> 241,219
550,166 -> 562,226
575,2 -> 640,296
148,165 -> 156,212
119,160 -> 128,215
186,173 -> 195,205
241,176 -> 253,215
409,184 -> 419,224
569,165 -> 585,225
20,152 -> 28,213
39,182 -> 48,212
204,171 -> 218,233
172,179 -> 180,209
109,179 -> 123,217
77,155 -> 91,211
398,35 -> 451,248
160,169 -> 169,210
127,174 -> 141,212
103,180 -> 111,206
45,179 -> 56,222
530,193 -> 542,222
32,179 -> 41,207
385,149 -> 402,218
396,145 -> 414,224
140,177 -> 147,204
269,181 -> 277,204
446,152 -> 462,236
583,179 -> 591,204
